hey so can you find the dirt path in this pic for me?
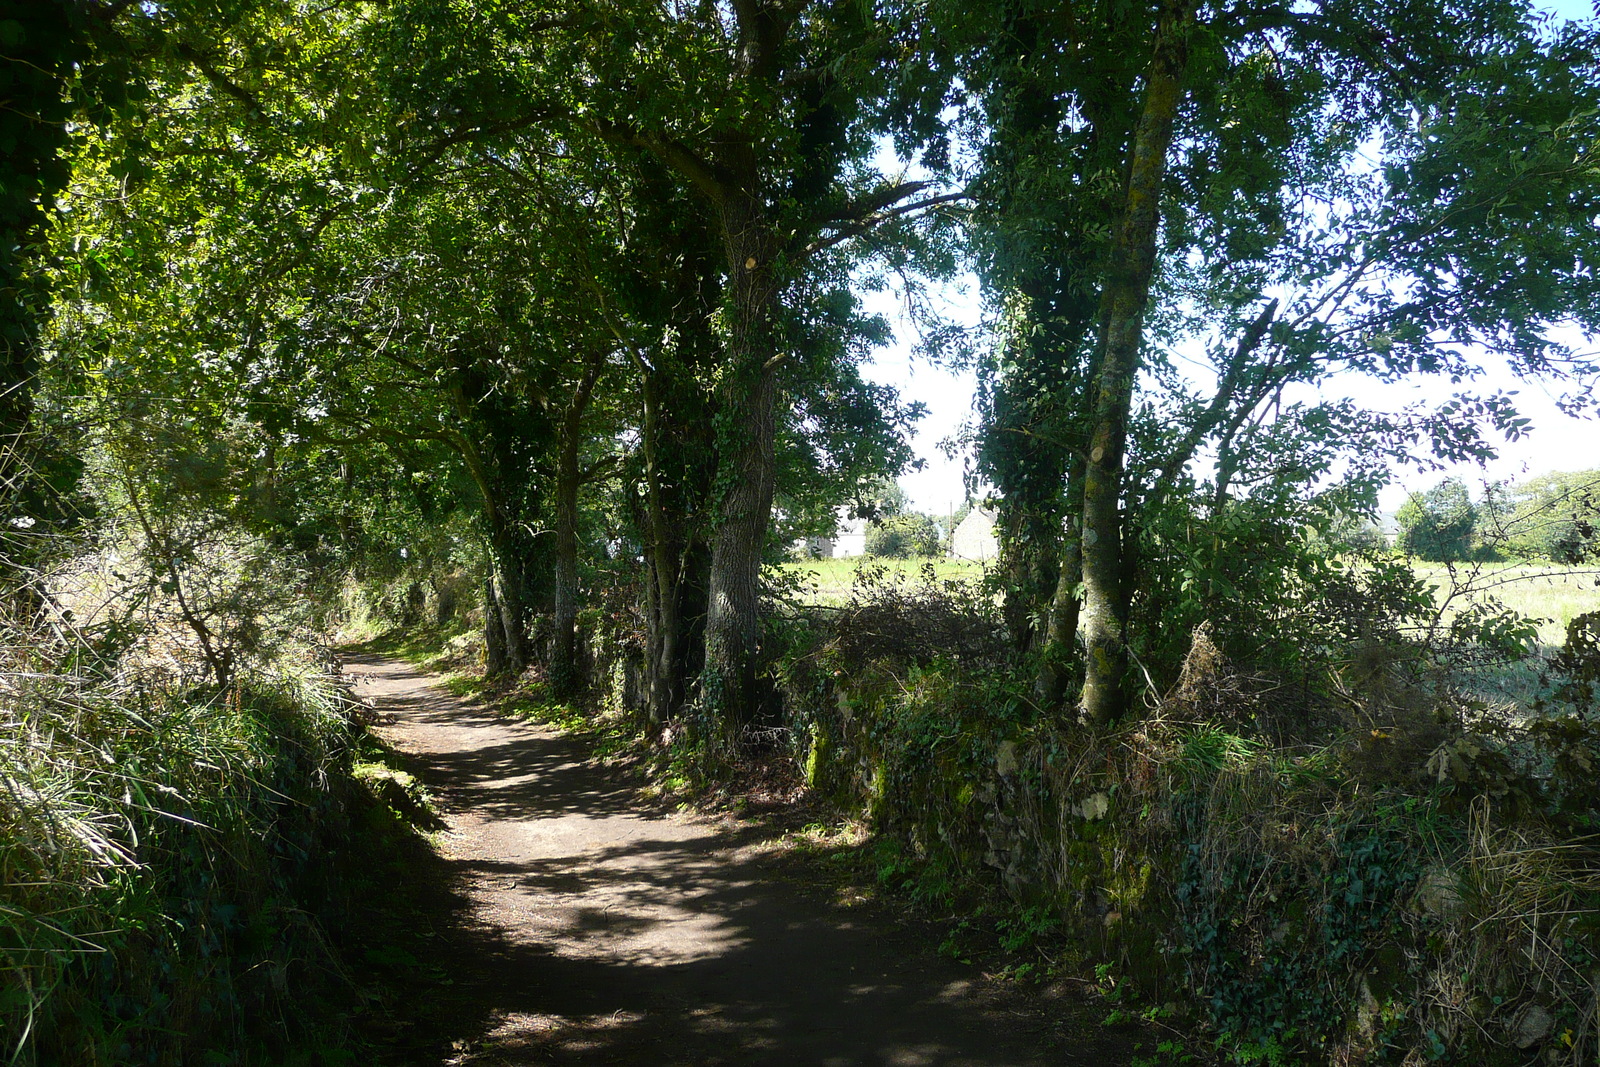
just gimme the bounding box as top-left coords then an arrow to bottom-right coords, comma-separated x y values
343,654 -> 1133,1066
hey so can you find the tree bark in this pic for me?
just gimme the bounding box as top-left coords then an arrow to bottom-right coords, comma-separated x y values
483,568 -> 508,675
492,528 -> 529,675
635,365 -> 685,725
550,451 -> 582,698
550,361 -> 601,700
701,190 -> 780,726
1079,0 -> 1196,726
446,373 -> 538,678
1033,454 -> 1087,707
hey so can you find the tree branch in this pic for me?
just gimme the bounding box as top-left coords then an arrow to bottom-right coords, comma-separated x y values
172,43 -> 268,120
798,190 -> 970,258
590,116 -> 732,204
1147,298 -> 1279,511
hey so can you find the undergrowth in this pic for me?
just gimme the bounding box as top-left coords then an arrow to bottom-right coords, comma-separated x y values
0,614 -> 380,1065
771,568 -> 1600,1065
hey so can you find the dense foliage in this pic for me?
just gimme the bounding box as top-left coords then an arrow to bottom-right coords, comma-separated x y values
1398,479 -> 1480,562
6,0 -> 1600,1060
14,0 -> 1597,730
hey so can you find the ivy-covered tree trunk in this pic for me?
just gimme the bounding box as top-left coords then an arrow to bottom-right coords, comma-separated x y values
483,569 -> 508,675
491,524 -> 530,675
550,446 -> 582,698
969,5 -> 1138,666
643,537 -> 711,726
616,282 -> 718,726
459,453 -> 532,679
1079,0 -> 1195,726
702,191 -> 780,726
634,367 -> 684,725
1033,454 -> 1087,706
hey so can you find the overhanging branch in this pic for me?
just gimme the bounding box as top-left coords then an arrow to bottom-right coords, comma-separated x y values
797,190 -> 970,258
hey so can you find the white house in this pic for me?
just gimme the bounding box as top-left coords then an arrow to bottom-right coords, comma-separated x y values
950,507 -> 998,560
833,514 -> 867,557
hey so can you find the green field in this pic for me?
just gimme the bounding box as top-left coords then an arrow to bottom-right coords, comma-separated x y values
775,555 -> 1599,658
771,556 -> 991,604
1412,561 -> 1600,647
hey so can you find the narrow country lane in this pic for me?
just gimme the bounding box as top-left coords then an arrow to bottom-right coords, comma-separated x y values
342,654 -> 1132,1067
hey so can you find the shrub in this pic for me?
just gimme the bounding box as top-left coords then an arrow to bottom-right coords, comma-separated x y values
864,514 -> 940,558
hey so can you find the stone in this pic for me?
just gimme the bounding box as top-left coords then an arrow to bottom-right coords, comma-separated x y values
1078,792 -> 1110,820
1514,1003 -> 1554,1049
996,740 -> 1019,778
1413,867 -> 1463,918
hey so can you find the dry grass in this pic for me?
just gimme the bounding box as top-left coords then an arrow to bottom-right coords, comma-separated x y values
0,548 -> 360,1064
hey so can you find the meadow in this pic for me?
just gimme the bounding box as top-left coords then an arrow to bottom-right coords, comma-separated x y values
1413,560 -> 1600,647
772,555 -> 993,604
779,554 -> 1598,642
774,552 -> 1598,714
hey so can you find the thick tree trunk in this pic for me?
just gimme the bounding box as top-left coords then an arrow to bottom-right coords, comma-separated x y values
1079,0 -> 1195,726
550,453 -> 581,699
645,539 -> 711,727
490,544 -> 527,675
637,373 -> 680,725
613,309 -> 715,727
448,383 -> 531,678
483,569 -> 508,675
645,545 -> 677,723
500,541 -> 530,675
702,191 -> 779,728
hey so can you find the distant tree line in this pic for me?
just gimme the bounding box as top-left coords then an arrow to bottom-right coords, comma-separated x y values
1391,471 -> 1600,563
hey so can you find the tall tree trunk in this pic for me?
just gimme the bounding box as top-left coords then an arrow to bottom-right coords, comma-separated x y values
495,534 -> 529,675
483,569 -> 508,675
702,191 -> 779,727
447,380 -> 534,679
645,544 -> 677,723
550,362 -> 601,701
1079,0 -> 1196,726
550,455 -> 582,699
625,356 -> 681,725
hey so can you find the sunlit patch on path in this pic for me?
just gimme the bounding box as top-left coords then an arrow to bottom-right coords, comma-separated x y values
343,654 -> 1127,1066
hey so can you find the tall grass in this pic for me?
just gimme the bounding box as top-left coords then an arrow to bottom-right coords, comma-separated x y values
0,602 -> 364,1065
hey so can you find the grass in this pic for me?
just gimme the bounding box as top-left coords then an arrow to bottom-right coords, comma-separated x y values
0,624 -> 371,1065
773,555 -> 991,605
775,555 -> 1598,647
1411,560 -> 1600,648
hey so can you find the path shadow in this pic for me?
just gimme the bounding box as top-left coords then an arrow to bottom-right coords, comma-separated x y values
345,655 -> 1129,1067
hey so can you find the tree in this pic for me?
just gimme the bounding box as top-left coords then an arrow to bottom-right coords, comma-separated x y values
47,0 -> 933,728
375,0 -> 958,725
0,0 -> 93,601
945,0 -> 1600,723
1491,470 -> 1600,563
1397,479 -> 1478,562
865,514 -> 940,558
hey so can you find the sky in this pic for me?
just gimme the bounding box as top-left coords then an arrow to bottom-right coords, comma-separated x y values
862,0 -> 1599,518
